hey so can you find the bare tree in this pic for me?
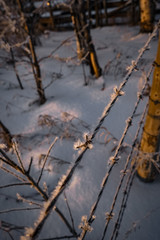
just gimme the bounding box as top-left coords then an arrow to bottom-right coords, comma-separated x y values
16,0 -> 46,104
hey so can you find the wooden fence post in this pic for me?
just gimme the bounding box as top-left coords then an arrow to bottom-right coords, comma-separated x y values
137,30 -> 160,181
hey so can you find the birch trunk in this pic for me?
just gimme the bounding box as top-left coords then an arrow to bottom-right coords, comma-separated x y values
140,0 -> 155,32
137,31 -> 160,181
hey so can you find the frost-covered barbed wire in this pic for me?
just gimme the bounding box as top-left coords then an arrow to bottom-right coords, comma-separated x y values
110,167 -> 136,240
111,146 -> 160,238
78,65 -> 154,240
110,140 -> 147,239
23,21 -> 160,240
101,100 -> 150,240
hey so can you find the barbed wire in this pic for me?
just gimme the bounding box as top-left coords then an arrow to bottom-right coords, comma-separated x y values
110,165 -> 137,240
110,137 -> 159,240
22,20 -> 160,240
78,64 -> 154,240
101,100 -> 149,240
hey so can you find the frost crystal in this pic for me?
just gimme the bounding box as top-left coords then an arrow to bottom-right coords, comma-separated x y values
73,133 -> 93,151
110,86 -> 125,100
105,212 -> 115,220
79,215 -> 93,232
21,227 -> 34,240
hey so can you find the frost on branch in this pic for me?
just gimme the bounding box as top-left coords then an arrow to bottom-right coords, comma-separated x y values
78,215 -> 93,233
21,227 -> 34,240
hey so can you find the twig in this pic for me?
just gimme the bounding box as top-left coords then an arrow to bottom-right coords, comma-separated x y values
12,138 -> 25,173
0,163 -> 27,183
37,137 -> 58,185
64,191 -> 76,232
0,207 -> 40,214
27,157 -> 33,174
38,35 -> 75,63
16,193 -> 43,207
0,183 -> 30,189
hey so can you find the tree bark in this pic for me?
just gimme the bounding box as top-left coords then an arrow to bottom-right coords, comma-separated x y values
140,0 -> 155,32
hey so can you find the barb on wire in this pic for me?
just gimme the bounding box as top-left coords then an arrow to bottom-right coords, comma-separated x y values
22,21 -> 160,240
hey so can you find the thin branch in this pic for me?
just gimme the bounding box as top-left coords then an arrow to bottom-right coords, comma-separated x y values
0,207 -> 40,214
12,138 -> 25,173
27,157 -> 33,174
64,191 -> 76,232
39,235 -> 78,240
0,163 -> 27,183
16,193 -> 43,207
37,137 -> 58,185
38,36 -> 74,63
0,183 -> 30,189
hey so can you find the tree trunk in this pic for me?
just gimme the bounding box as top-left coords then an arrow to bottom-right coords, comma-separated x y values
71,0 -> 102,78
16,0 -> 46,104
137,31 -> 160,181
71,5 -> 86,60
140,0 -> 155,32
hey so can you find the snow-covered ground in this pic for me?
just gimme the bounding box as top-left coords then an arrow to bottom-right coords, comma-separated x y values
0,24 -> 160,240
